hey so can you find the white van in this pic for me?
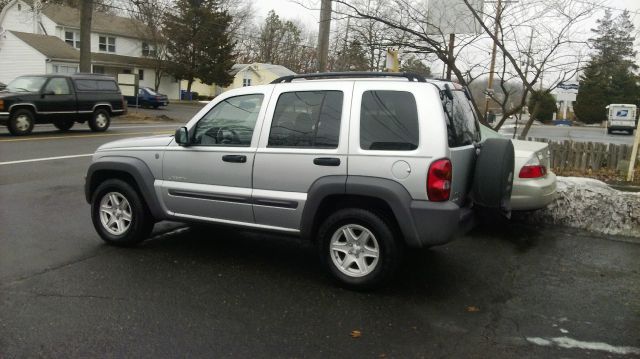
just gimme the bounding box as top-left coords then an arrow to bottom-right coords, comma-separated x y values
606,104 -> 637,135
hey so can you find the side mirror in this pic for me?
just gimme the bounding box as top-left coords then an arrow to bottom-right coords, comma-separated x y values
174,126 -> 189,146
41,90 -> 55,97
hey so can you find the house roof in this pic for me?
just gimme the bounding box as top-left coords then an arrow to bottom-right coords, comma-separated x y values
230,63 -> 296,77
9,31 -> 155,68
41,4 -> 149,39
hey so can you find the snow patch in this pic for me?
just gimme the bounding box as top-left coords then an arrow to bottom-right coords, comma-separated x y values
515,177 -> 640,238
527,336 -> 640,355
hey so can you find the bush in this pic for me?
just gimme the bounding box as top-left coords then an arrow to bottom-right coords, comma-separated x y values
528,90 -> 557,122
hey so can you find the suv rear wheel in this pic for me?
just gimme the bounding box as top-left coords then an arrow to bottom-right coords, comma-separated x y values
89,109 -> 111,132
8,109 -> 35,136
91,179 -> 153,246
318,208 -> 402,290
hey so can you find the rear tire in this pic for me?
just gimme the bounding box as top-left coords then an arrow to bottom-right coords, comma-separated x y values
89,109 -> 110,132
54,120 -> 74,131
91,179 -> 153,247
472,138 -> 515,213
317,208 -> 402,290
8,109 -> 35,136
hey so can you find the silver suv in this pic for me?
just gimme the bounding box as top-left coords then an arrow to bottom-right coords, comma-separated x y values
85,72 -> 514,289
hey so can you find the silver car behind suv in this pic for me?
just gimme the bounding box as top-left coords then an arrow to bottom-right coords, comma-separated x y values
85,72 -> 514,289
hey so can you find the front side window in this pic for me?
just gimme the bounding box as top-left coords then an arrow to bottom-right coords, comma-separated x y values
99,36 -> 116,52
268,91 -> 343,149
192,94 -> 264,146
44,78 -> 70,95
360,90 -> 419,151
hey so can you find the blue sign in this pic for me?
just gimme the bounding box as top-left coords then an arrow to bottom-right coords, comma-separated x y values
616,110 -> 629,117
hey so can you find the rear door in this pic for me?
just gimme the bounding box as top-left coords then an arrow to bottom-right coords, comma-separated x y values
251,82 -> 352,230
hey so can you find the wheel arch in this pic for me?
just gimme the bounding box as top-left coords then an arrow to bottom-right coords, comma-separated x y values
300,176 -> 422,247
85,157 -> 164,220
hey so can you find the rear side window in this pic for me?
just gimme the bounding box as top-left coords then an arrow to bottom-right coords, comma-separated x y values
360,90 -> 419,151
74,79 -> 118,91
442,91 -> 480,147
268,91 -> 343,148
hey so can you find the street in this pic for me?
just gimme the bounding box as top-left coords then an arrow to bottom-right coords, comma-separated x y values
1,121 -> 639,358
499,123 -> 636,145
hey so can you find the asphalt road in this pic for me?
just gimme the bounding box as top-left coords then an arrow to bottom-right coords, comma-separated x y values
1,122 -> 639,358
500,124 -> 636,145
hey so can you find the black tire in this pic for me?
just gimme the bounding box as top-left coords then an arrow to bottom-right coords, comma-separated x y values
607,128 -> 612,135
471,138 -> 515,212
53,120 -> 74,131
88,109 -> 111,132
317,208 -> 403,290
8,109 -> 35,136
91,179 -> 153,247
153,105 -> 159,109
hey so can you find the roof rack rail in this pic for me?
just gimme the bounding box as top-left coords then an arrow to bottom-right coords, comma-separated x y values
270,71 -> 427,84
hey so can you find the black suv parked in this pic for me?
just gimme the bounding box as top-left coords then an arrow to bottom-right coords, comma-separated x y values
0,74 -> 126,135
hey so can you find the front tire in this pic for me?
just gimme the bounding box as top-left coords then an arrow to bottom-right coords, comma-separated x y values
8,109 -> 35,136
54,120 -> 74,131
89,109 -> 110,132
318,208 -> 402,290
91,179 -> 153,246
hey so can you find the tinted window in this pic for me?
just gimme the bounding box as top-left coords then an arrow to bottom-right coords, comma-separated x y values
360,90 -> 419,151
268,91 -> 343,148
74,79 -> 118,91
44,78 -> 70,95
442,90 -> 480,147
192,94 -> 264,146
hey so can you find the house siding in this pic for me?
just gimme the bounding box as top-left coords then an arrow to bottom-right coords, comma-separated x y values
0,31 -> 47,83
1,0 -> 38,33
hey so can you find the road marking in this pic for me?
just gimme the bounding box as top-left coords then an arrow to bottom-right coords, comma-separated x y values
0,153 -> 94,166
526,337 -> 640,355
0,131 -> 172,142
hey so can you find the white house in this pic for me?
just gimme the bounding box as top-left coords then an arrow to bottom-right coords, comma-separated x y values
0,0 -> 181,99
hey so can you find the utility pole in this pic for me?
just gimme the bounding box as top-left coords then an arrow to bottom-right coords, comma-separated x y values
446,34 -> 455,80
514,26 -> 534,138
79,0 -> 93,73
317,0 -> 332,72
483,0 -> 503,119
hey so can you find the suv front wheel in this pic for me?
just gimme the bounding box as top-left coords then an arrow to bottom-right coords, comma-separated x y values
91,179 -> 153,246
8,109 -> 35,136
317,208 -> 402,290
89,109 -> 111,132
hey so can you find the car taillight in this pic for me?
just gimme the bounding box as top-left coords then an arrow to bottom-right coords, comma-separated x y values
519,156 -> 547,178
427,159 -> 452,201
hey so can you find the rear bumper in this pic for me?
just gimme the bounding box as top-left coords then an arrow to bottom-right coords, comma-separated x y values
608,125 -> 635,131
408,200 -> 475,247
511,172 -> 557,211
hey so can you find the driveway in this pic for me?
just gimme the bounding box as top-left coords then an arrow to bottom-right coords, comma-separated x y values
0,122 -> 638,358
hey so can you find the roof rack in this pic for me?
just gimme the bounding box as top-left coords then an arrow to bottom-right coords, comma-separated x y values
270,71 -> 427,84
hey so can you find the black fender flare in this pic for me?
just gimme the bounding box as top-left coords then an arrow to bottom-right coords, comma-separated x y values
300,175 -> 422,247
85,156 -> 165,219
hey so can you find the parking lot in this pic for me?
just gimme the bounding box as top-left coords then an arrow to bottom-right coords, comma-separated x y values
1,122 -> 639,358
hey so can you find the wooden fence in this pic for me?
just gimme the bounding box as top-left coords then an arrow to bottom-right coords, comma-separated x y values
527,138 -> 640,173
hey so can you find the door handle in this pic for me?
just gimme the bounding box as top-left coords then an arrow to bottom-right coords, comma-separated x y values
222,155 -> 247,163
313,157 -> 340,166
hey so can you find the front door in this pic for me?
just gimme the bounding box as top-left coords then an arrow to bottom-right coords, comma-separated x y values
159,90 -> 270,224
251,82 -> 352,231
37,77 -> 77,122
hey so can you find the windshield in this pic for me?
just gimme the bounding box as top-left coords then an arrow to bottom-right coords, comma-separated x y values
144,87 -> 158,95
7,76 -> 47,92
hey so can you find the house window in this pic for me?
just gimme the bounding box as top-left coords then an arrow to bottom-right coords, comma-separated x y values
138,69 -> 144,81
242,78 -> 252,87
99,36 -> 116,52
122,69 -> 132,74
142,42 -> 156,57
52,65 -> 78,74
18,3 -> 21,11
93,66 -> 105,74
65,31 -> 80,48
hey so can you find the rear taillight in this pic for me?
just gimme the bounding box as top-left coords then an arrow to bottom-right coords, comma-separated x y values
427,159 -> 452,201
519,156 -> 547,178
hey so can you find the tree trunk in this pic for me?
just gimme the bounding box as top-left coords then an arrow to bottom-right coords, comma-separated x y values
187,79 -> 193,95
79,0 -> 93,73
519,101 -> 540,140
